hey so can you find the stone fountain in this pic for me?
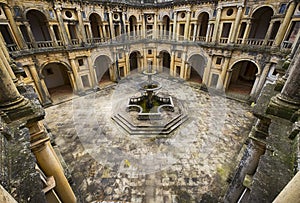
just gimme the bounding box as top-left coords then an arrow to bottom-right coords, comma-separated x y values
127,60 -> 174,120
112,60 -> 188,136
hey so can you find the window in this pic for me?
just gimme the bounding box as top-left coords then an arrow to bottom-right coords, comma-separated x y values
148,50 -> 152,55
226,8 -> 233,16
65,10 -> 73,18
13,7 -> 21,17
279,4 -> 287,14
216,57 -> 222,65
119,53 -> 123,59
81,75 -> 90,88
213,9 -> 217,17
78,59 -> 84,66
82,11 -> 86,19
245,7 -> 250,15
177,52 -> 181,58
49,10 -> 54,19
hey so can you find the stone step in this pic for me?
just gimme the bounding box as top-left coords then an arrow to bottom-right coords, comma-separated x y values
111,113 -> 188,136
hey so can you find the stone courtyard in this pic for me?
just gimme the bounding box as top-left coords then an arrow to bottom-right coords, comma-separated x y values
44,73 -> 255,203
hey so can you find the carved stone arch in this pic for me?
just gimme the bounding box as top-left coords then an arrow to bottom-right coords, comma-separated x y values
229,59 -> 261,75
195,9 -> 213,20
40,60 -> 72,78
251,5 -> 275,17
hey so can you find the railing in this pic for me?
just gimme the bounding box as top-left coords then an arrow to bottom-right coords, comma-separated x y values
245,38 -> 265,46
195,36 -> 206,42
282,41 -> 293,49
71,39 -> 80,45
7,34 -> 293,54
236,38 -> 243,44
219,37 -> 229,44
37,41 -> 53,48
6,44 -> 19,52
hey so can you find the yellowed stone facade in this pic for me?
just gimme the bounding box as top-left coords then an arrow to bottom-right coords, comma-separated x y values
0,0 -> 299,105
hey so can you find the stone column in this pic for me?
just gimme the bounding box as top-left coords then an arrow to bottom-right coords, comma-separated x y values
108,12 -> 115,39
76,7 -> 86,43
86,53 -> 97,87
267,46 -> 300,121
202,56 -> 212,85
212,7 -> 222,43
69,58 -> 84,92
216,56 -> 230,89
273,171 -> 300,202
3,5 -> 26,49
141,14 -> 146,38
206,23 -> 212,42
263,20 -> 275,45
193,23 -> 198,41
230,6 -> 243,43
54,6 -> 69,45
180,52 -> 186,78
30,122 -> 76,203
28,64 -> 52,105
48,25 -> 58,47
242,21 -> 251,44
274,1 -> 296,47
256,62 -> 271,95
184,11 -> 191,40
170,51 -> 175,76
153,14 -> 157,39
24,22 -> 37,48
0,35 -> 16,81
172,12 -> 177,40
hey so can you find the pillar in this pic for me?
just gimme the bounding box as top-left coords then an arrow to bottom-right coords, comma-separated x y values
54,6 -> 69,45
86,53 -> 97,87
273,171 -> 300,202
256,63 -> 271,95
172,12 -> 177,40
29,64 -> 52,105
267,46 -> 300,121
193,23 -> 198,41
142,14 -> 146,38
212,7 -> 222,43
108,11 -> 115,39
263,20 -> 275,45
203,55 -> 212,84
76,7 -> 86,43
48,25 -> 58,47
30,122 -> 76,203
230,6 -> 243,43
24,22 -> 37,48
3,5 -> 26,49
170,51 -> 175,76
242,21 -> 251,44
184,11 -> 191,40
206,23 -> 212,42
69,58 -> 84,92
180,52 -> 186,78
216,56 -> 230,89
274,1 -> 296,46
153,14 -> 157,39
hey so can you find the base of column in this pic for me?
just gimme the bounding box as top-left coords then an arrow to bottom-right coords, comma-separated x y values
0,97 -> 35,123
267,94 -> 300,122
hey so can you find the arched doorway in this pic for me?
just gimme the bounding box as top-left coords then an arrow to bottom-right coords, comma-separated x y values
42,63 -> 73,102
26,10 -> 51,42
196,12 -> 209,41
129,51 -> 141,73
188,54 -> 206,83
162,15 -> 170,37
159,51 -> 171,72
249,7 -> 274,39
89,13 -> 104,41
94,55 -> 112,84
227,61 -> 258,95
129,15 -> 137,36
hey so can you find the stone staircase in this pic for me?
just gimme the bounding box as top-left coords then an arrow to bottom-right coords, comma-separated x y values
111,113 -> 188,136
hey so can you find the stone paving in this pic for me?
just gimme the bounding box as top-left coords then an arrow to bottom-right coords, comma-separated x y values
44,73 -> 255,203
